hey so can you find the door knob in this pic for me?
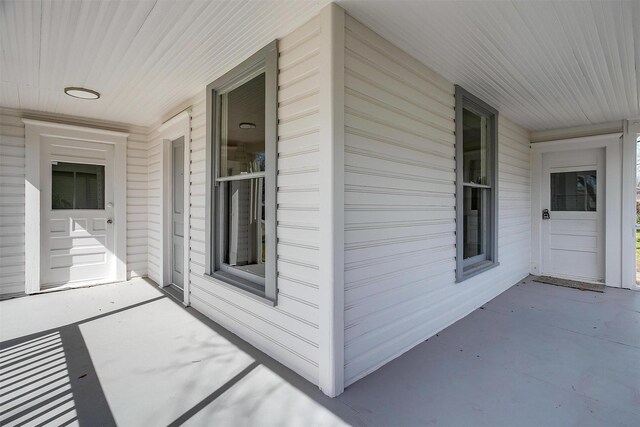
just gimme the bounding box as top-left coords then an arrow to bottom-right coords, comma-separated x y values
542,209 -> 550,220
107,219 -> 113,224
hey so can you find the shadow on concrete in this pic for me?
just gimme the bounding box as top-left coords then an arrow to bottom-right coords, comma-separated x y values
0,280 -> 365,426
0,297 -> 165,426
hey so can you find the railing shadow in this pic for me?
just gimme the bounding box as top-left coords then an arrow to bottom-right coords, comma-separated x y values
0,296 -> 164,426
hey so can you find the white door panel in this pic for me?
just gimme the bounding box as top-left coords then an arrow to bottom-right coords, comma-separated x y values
41,137 -> 116,286
541,148 -> 605,283
171,138 -> 184,288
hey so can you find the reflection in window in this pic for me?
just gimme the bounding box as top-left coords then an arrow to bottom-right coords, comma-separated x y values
463,108 -> 490,185
460,104 -> 495,271
463,187 -> 488,260
550,170 -> 597,212
217,72 -> 267,283
219,74 -> 266,177
222,178 -> 265,278
52,162 -> 104,210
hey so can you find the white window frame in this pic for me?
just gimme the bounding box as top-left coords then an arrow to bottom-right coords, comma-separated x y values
455,86 -> 499,282
204,41 -> 278,304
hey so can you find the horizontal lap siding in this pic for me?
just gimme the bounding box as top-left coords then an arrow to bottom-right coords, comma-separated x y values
0,112 -> 26,296
187,16 -> 321,384
343,15 -> 531,386
127,132 -> 148,278
0,110 -> 148,296
147,128 -> 162,284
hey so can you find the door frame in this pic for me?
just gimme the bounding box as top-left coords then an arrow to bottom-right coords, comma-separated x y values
24,119 -> 128,294
158,111 -> 191,306
621,119 -> 640,289
531,133 -> 622,287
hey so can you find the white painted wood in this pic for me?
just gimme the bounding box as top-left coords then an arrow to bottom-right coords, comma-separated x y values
40,138 -> 116,286
1,109 -> 144,297
531,121 -> 624,143
338,1 -> 640,131
540,149 -> 604,283
4,1 -> 638,132
23,122 -> 38,294
531,134 -> 623,288
317,3 -> 345,397
0,0 -> 331,127
621,119 -> 640,289
342,14 -> 531,387
23,119 -> 128,292
153,110 -> 191,305
171,137 -> 185,289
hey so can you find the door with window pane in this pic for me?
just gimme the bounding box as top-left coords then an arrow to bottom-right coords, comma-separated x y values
40,137 -> 116,286
541,148 -> 605,282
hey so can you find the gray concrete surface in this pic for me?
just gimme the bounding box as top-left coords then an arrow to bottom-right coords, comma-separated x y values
1,277 -> 638,426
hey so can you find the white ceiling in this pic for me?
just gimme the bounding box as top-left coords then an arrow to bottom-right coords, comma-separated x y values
0,0 -> 331,126
1,0 -> 639,131
339,0 -> 640,131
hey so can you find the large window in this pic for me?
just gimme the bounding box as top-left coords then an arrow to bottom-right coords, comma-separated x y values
206,41 -> 278,303
455,86 -> 498,281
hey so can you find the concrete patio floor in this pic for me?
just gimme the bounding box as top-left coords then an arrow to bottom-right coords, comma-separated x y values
1,276 -> 638,426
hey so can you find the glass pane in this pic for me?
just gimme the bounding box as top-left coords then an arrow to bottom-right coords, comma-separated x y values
52,171 -> 74,209
222,177 -> 265,277
52,162 -> 105,209
462,108 -> 490,185
550,170 -> 596,212
219,73 -> 266,177
463,187 -> 489,260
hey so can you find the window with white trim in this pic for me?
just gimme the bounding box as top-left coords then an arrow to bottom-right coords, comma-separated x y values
455,86 -> 498,281
206,41 -> 278,303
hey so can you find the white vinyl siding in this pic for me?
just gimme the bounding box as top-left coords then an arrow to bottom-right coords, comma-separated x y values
0,109 -> 148,297
127,132 -> 148,278
179,16 -> 322,384
0,111 -> 26,296
342,15 -> 531,386
146,127 -> 163,284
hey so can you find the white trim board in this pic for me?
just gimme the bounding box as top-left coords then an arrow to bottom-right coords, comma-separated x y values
157,110 -> 192,306
23,119 -> 128,294
622,119 -> 640,289
317,3 -> 345,397
530,133 -> 623,288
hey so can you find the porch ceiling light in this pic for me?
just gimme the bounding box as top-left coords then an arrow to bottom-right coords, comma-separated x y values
64,87 -> 100,100
239,122 -> 256,129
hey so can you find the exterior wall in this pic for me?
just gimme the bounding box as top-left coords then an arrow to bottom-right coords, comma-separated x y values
342,15 -> 531,386
0,109 -> 148,297
146,126 -> 162,284
126,131 -> 149,278
158,15 -> 324,384
0,111 -> 26,296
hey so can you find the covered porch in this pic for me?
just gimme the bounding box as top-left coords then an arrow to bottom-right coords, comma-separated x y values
1,276 -> 638,426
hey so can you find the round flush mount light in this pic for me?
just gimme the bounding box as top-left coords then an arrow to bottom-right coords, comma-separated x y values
239,122 -> 256,129
64,87 -> 100,100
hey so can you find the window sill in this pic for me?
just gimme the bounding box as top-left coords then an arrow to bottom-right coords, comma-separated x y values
456,260 -> 500,283
203,271 -> 276,306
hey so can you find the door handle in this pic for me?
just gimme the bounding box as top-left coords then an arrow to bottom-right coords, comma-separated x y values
107,219 -> 113,224
542,209 -> 550,220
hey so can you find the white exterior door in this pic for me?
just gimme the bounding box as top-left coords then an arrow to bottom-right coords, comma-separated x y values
171,137 -> 184,288
40,137 -> 116,287
541,148 -> 605,283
